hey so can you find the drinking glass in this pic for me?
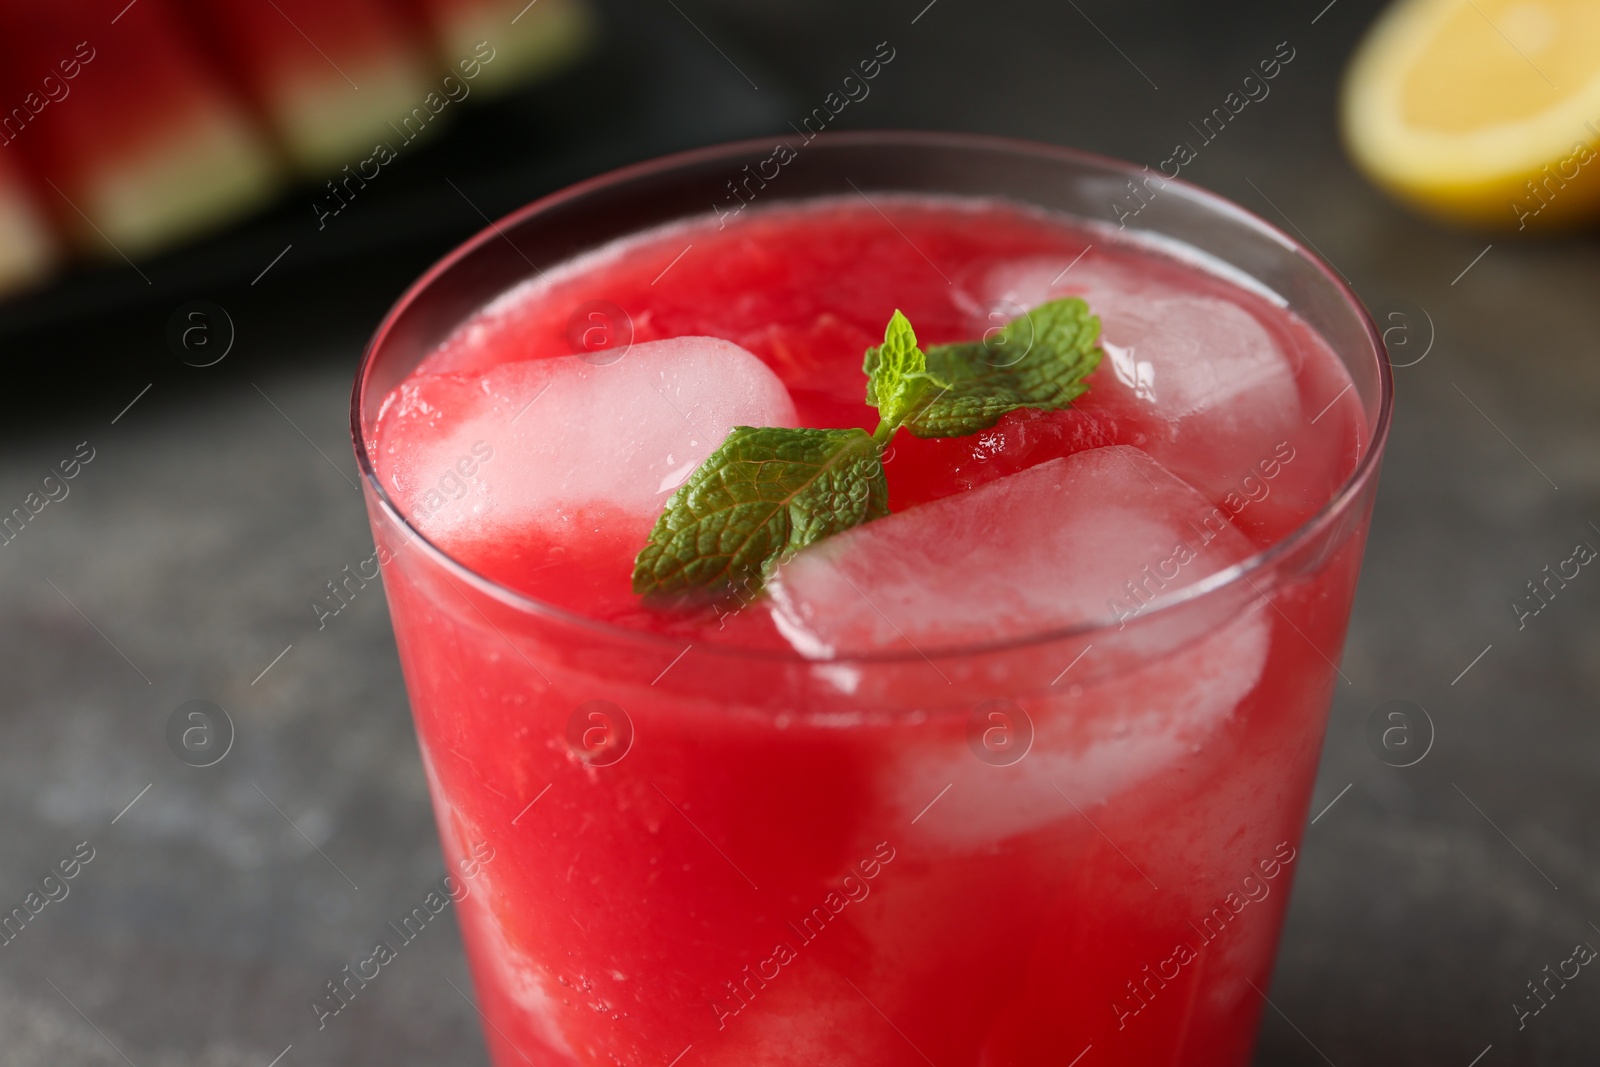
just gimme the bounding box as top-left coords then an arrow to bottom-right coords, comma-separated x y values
352,131 -> 1391,1067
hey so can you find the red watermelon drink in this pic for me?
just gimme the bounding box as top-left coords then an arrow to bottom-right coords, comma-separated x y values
353,134 -> 1389,1067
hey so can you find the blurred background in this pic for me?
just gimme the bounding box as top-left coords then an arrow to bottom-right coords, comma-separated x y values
1,0 -> 1597,1063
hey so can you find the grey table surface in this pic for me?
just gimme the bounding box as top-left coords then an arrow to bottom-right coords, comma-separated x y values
1,1 -> 1597,1064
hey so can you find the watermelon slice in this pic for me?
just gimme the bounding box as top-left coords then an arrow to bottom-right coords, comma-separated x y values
0,0 -> 280,259
178,0 -> 436,174
0,151 -> 59,297
403,0 -> 595,97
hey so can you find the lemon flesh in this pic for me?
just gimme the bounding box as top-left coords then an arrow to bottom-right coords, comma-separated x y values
1343,0 -> 1600,229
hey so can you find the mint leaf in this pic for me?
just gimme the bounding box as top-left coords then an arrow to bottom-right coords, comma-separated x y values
632,426 -> 888,602
633,298 -> 1102,606
863,309 -> 945,441
890,298 -> 1103,438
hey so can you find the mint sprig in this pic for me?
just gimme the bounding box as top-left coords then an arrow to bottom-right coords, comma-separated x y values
632,299 -> 1103,604
864,309 -> 946,442
865,298 -> 1102,438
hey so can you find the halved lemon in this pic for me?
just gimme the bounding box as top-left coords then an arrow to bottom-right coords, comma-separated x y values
1342,0 -> 1600,230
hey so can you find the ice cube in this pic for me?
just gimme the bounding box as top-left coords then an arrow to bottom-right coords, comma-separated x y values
975,256 -> 1301,415
964,253 -> 1163,316
1091,292 -> 1300,423
888,605 -> 1270,849
376,336 -> 798,546
766,445 -> 1273,846
963,257 -> 1305,502
767,446 -> 1258,657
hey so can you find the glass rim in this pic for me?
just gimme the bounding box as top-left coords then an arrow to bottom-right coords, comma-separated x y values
351,129 -> 1394,665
